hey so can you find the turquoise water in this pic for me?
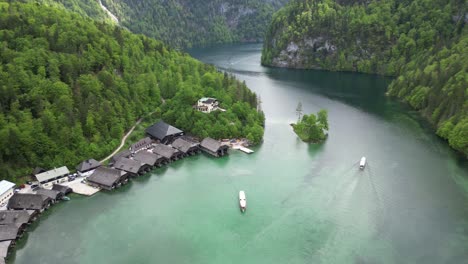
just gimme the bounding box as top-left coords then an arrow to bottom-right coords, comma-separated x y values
11,44 -> 468,264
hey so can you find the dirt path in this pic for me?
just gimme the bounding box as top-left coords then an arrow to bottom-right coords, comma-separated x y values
100,117 -> 143,163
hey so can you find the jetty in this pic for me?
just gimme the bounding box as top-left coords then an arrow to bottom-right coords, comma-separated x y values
232,145 -> 254,154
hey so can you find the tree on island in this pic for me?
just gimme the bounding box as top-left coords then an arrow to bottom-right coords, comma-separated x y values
291,109 -> 329,143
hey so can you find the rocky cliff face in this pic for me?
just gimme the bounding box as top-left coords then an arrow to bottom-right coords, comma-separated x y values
262,0 -> 467,157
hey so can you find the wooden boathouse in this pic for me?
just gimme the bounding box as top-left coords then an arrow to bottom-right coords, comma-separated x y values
200,138 -> 229,157
35,189 -> 63,203
113,157 -> 149,176
172,138 -> 200,156
7,193 -> 52,212
87,167 -> 128,191
146,120 -> 183,144
153,144 -> 183,162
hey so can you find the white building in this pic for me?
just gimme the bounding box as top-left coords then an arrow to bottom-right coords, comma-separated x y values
0,180 -> 15,206
196,97 -> 225,113
35,166 -> 70,188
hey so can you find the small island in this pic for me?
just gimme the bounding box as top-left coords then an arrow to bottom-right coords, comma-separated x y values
291,106 -> 329,143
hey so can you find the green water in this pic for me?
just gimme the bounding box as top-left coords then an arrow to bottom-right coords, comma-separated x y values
11,44 -> 468,264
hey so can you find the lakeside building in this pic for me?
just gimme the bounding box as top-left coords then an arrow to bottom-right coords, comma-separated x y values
7,194 -> 52,212
130,137 -> 153,154
0,181 -> 15,206
196,97 -> 225,113
113,157 -> 148,177
200,138 -> 229,157
133,151 -> 159,168
51,184 -> 72,195
0,240 -> 12,263
76,159 -> 101,174
35,189 -> 63,203
0,211 -> 37,226
153,144 -> 183,162
110,150 -> 132,165
34,166 -> 70,188
87,167 -> 129,191
146,121 -> 184,144
0,224 -> 23,243
171,138 -> 200,156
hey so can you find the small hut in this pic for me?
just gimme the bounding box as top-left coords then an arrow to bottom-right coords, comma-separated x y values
87,167 -> 128,191
153,144 -> 183,162
172,138 -> 200,156
146,121 -> 183,144
200,138 -> 229,157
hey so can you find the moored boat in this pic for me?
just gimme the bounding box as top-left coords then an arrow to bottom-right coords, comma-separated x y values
239,191 -> 246,212
359,157 -> 367,170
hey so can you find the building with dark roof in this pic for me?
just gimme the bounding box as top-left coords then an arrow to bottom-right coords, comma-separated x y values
52,184 -> 72,195
200,138 -> 229,157
172,138 -> 200,156
76,159 -> 101,173
113,157 -> 149,176
0,240 -> 12,263
87,167 -> 128,191
146,121 -> 183,144
0,211 -> 37,226
153,144 -> 183,162
110,150 -> 132,165
0,224 -> 23,242
130,137 -> 153,153
7,193 -> 52,212
133,152 -> 157,167
35,188 -> 63,203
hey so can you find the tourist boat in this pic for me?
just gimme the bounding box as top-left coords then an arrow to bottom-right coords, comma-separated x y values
359,157 -> 367,170
239,191 -> 246,212
62,196 -> 70,201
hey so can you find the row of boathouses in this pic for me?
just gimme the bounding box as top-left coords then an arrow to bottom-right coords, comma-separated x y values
0,120 -> 235,262
86,120 -> 229,191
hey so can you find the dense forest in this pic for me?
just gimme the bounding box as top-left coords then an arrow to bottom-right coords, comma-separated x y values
0,1 -> 264,183
34,0 -> 288,48
262,0 -> 467,157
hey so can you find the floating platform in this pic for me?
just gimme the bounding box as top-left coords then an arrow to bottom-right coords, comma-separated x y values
232,145 -> 254,154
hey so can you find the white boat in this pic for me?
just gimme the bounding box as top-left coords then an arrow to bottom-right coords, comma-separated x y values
239,191 -> 246,212
359,157 -> 367,170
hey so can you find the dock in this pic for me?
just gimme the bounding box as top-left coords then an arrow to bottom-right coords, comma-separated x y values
232,145 -> 254,154
61,178 -> 101,196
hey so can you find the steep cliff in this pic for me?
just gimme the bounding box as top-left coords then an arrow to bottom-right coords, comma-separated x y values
262,0 -> 467,157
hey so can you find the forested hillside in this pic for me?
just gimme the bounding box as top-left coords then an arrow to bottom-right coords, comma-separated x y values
34,0 -> 288,48
0,1 -> 264,183
262,0 -> 467,157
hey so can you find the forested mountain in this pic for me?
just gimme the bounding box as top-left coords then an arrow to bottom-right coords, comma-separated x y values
35,0 -> 289,48
262,0 -> 467,157
0,1 -> 264,183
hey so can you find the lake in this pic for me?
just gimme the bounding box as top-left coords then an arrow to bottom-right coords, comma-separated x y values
11,44 -> 468,264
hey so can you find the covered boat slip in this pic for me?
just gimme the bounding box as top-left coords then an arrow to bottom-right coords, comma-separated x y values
200,138 -> 229,157
171,138 -> 200,156
87,167 -> 129,191
0,211 -> 37,226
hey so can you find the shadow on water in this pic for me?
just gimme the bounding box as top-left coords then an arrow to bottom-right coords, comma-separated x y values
264,67 -> 395,115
